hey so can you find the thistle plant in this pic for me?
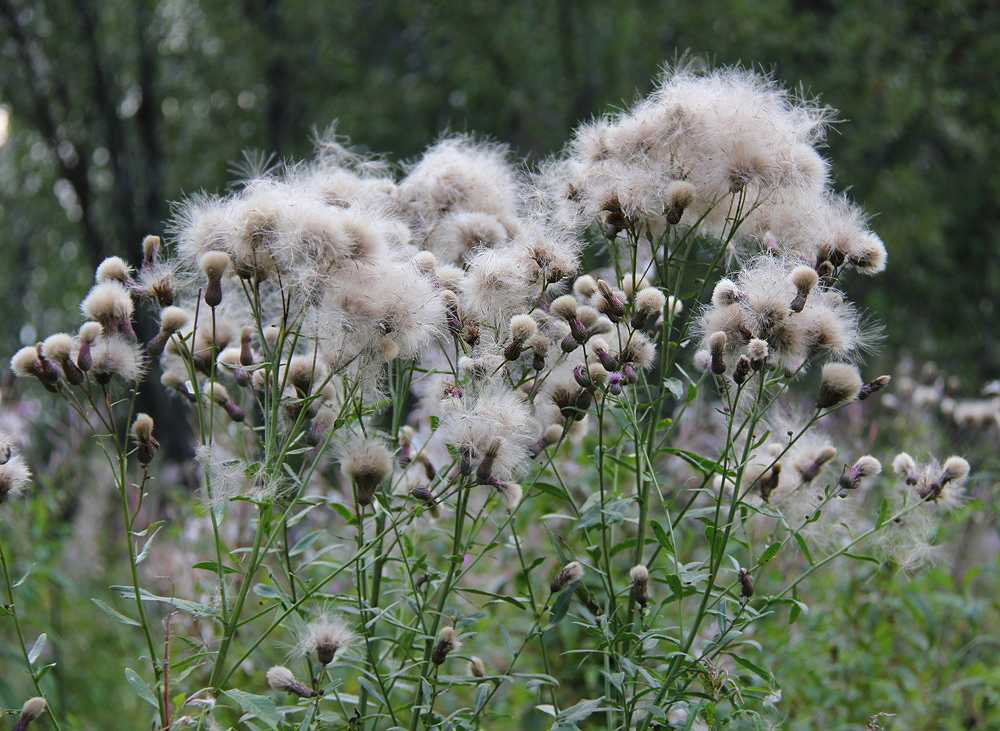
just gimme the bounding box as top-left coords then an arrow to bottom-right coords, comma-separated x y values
1,64 -> 984,730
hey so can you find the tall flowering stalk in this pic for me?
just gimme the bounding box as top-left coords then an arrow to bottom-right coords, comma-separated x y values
3,65 -> 978,730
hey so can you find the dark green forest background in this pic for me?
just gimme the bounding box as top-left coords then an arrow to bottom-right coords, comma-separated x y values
1,0 -> 997,386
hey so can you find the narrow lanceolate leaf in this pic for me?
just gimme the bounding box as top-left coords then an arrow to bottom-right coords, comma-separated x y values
875,497 -> 891,528
91,598 -> 141,627
125,667 -> 160,709
759,541 -> 782,566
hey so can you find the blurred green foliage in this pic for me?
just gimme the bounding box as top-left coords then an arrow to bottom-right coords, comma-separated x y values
1,0 -> 998,383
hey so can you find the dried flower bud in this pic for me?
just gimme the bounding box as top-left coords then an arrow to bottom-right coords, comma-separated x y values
573,275 -> 597,298
161,371 -> 195,401
146,306 -> 190,357
595,279 -> 626,322
712,278 -> 742,307
630,564 -> 649,607
200,251 -> 230,308
800,446 -> 837,482
788,265 -> 819,313
550,560 -> 584,593
141,235 -> 161,267
468,656 -> 486,678
708,331 -> 728,375
409,485 -> 440,518
342,436 -> 393,507
665,181 -> 696,224
920,456 -> 971,501
42,333 -> 84,385
96,256 -> 133,285
732,355 -> 752,385
858,374 -> 891,400
838,455 -> 882,493
10,346 -> 60,392
737,568 -> 754,599
817,363 -> 863,409
431,626 -> 460,665
488,478 -> 523,510
77,322 -> 102,372
758,463 -> 781,501
203,382 -> 245,422
266,666 -> 317,698
131,413 -> 159,467
12,697 -> 47,731
892,452 -> 919,485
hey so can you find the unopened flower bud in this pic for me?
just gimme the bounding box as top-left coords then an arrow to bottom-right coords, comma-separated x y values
732,355 -> 752,385
410,485 -> 440,518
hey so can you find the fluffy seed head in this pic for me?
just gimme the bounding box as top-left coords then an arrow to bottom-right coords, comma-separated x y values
510,314 -> 537,342
940,456 -> 970,484
18,697 -> 47,723
79,322 -> 102,344
492,479 -> 523,510
341,436 -> 393,506
469,656 -> 486,677
199,251 -> 231,279
413,250 -> 437,274
297,614 -> 356,665
131,413 -> 154,441
0,455 -> 32,503
748,338 -> 769,362
817,362 -> 862,409
550,294 -> 578,320
635,287 -> 666,314
573,274 -> 598,298
96,256 -> 133,283
550,560 -> 584,593
81,282 -> 134,324
790,265 -> 818,291
712,279 -> 742,307
142,234 -> 161,261
90,337 -> 146,383
10,347 -> 41,378
41,333 -> 74,361
159,306 -> 189,333
892,452 -> 918,484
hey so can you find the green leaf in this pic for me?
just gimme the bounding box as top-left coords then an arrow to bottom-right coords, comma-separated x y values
92,598 -> 140,627
112,586 -> 216,618
27,633 -> 47,664
223,689 -> 281,730
651,520 -> 672,552
663,448 -> 734,479
456,587 -> 528,610
730,654 -> 771,680
474,683 -> 490,715
191,561 -> 240,575
875,497 -> 891,528
792,533 -> 814,565
759,542 -> 781,566
548,585 -> 577,626
560,697 -> 608,723
126,667 -> 159,709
